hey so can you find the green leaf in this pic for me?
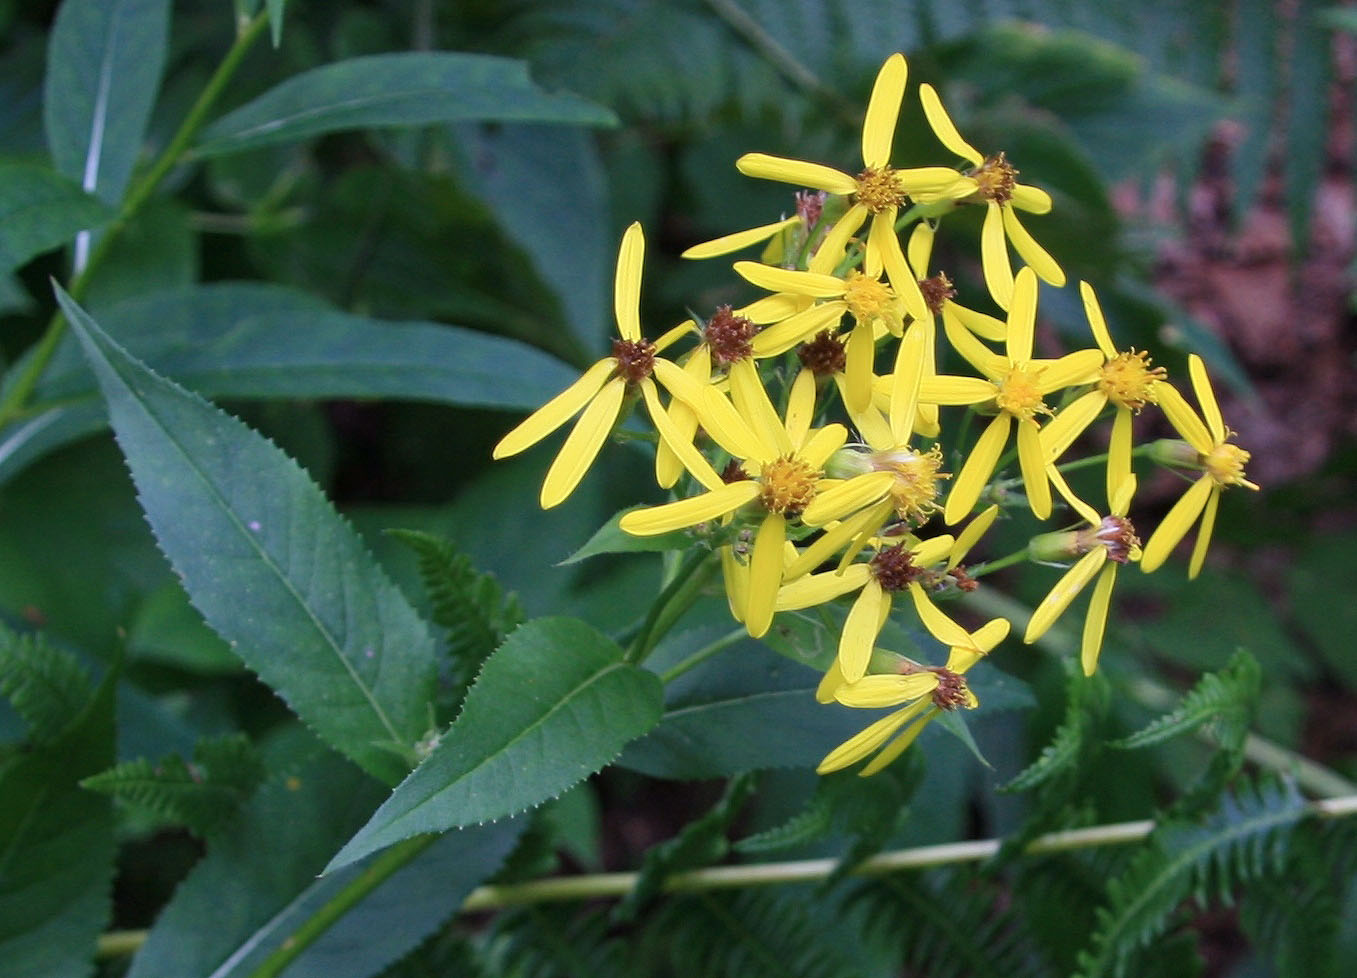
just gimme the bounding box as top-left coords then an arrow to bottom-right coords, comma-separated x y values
267,0 -> 286,47
560,506 -> 697,564
79,197 -> 197,312
1,283 -> 579,486
1285,0 -> 1332,252
80,733 -> 265,837
0,163 -> 113,272
57,286 -> 437,784
327,617 -> 663,872
1001,662 -> 1109,793
195,53 -> 617,157
1288,530 -> 1357,688
0,659 -> 115,978
1110,649 -> 1261,752
43,0 -> 170,204
0,626 -> 93,744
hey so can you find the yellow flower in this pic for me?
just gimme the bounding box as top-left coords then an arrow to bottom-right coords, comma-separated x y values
735,54 -> 973,322
918,83 -> 1064,311
919,268 -> 1103,523
619,367 -> 847,638
493,223 -> 763,507
817,617 -> 1010,776
1140,354 -> 1259,578
1024,475 -> 1141,675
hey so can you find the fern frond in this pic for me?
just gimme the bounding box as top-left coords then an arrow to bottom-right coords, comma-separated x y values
1002,661 -> 1108,793
80,733 -> 264,836
0,627 -> 93,745
481,905 -> 627,978
1111,649 -> 1260,752
1074,776 -> 1307,978
845,869 -> 1051,978
642,888 -> 859,978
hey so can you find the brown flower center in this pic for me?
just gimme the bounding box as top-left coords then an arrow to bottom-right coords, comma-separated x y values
611,338 -> 656,384
704,305 -> 758,367
798,330 -> 848,376
854,166 -> 908,213
869,544 -> 925,592
919,273 -> 956,315
1099,349 -> 1166,412
1094,515 -> 1140,564
970,152 -> 1017,204
930,668 -> 970,711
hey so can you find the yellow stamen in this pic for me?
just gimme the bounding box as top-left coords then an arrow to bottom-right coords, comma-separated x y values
969,152 -> 1017,204
994,365 -> 1049,422
870,444 -> 947,525
1099,349 -> 1165,411
758,455 -> 820,514
1203,441 -> 1257,489
841,270 -> 900,329
854,166 -> 908,212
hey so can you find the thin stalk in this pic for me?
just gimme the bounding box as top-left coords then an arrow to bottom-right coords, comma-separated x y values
966,547 -> 1030,578
0,12 -> 270,427
659,627 -> 747,684
624,548 -> 717,665
242,835 -> 435,978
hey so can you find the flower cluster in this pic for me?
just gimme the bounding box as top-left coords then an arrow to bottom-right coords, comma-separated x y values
493,53 -> 1258,775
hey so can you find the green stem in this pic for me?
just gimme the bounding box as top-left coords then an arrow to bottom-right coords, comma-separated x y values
0,12 -> 270,428
966,548 -> 1030,578
1051,443 -> 1154,476
243,835 -> 435,978
625,548 -> 718,665
658,627 -> 747,684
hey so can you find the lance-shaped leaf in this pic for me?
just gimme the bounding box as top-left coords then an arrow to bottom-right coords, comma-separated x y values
57,286 -> 436,784
195,52 -> 616,156
43,0 -> 170,204
328,617 -> 663,872
0,164 -> 113,273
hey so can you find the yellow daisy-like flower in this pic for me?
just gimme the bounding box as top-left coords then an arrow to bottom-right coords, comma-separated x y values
619,367 -> 847,639
817,617 -> 1010,776
735,54 -> 974,321
919,268 -> 1103,523
1140,354 -> 1259,578
1024,475 -> 1141,675
918,83 -> 1064,311
493,223 -> 763,507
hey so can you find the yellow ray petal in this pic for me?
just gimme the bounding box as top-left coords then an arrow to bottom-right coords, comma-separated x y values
750,302 -> 846,357
839,580 -> 886,682
639,379 -> 724,492
1188,354 -> 1226,445
744,513 -> 786,638
970,616 -> 1011,653
785,505 -> 891,580
681,216 -> 802,260
1155,382 -> 1214,455
620,481 -> 759,536
1024,548 -> 1106,643
720,544 -> 747,624
802,471 -> 895,527
817,704 -> 923,774
951,504 -> 999,568
1187,485 -> 1220,580
947,301 -> 1007,342
734,261 -> 846,298
815,658 -> 847,704
785,366 -> 817,448
862,52 -> 907,169
875,218 -> 930,323
1010,183 -> 1053,214
907,222 -> 934,276
1017,421 -> 1051,519
909,581 -> 972,647
738,293 -> 808,324
982,201 -> 1014,311
652,358 -> 764,460
1035,349 -> 1104,393
540,377 -> 626,508
614,222 -> 644,341
730,357 -> 793,458
919,374 -> 996,406
911,535 -> 955,568
1047,464 -> 1100,527
944,413 -> 1010,524
1139,475 -> 1212,572
1110,447 -> 1137,516
1006,266 -> 1038,363
895,167 -> 977,195
889,323 -> 926,441
843,319 -> 877,414
1080,280 -> 1116,358
858,709 -> 934,775
918,83 -> 983,165
736,153 -> 858,195
493,358 -> 616,458
799,423 -> 848,470
776,563 -> 872,611
1002,206 -> 1064,286
809,204 -> 868,274
836,673 -> 939,708
1081,563 -> 1117,675
943,305 -> 1006,378
1041,390 -> 1105,462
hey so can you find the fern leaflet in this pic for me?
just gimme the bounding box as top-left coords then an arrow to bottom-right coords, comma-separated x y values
1111,648 -> 1260,751
0,627 -> 93,745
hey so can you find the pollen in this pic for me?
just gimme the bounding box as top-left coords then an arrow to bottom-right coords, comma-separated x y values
994,365 -> 1049,422
919,273 -> 956,315
970,152 -> 1017,204
798,330 -> 848,376
1203,441 -> 1257,490
854,166 -> 908,213
929,668 -> 971,711
869,543 -> 924,592
758,455 -> 820,514
1099,349 -> 1165,411
871,444 -> 948,525
842,270 -> 899,328
704,305 -> 758,367
611,338 -> 656,384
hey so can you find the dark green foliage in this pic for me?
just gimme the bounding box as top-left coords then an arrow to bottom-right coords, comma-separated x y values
387,528 -> 525,718
0,627 -> 93,745
80,733 -> 265,836
1003,660 -> 1110,793
844,869 -> 1049,978
482,905 -> 629,978
1111,649 -> 1261,753
1073,777 -> 1308,978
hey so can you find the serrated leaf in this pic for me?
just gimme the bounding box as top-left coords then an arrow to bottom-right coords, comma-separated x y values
327,617 -> 662,872
80,733 -> 264,836
1,283 -> 579,486
1001,662 -> 1107,793
560,506 -> 697,565
195,53 -> 616,157
0,659 -> 115,978
0,163 -> 113,272
57,286 -> 436,784
1110,649 -> 1260,752
0,627 -> 93,744
43,0 -> 170,205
